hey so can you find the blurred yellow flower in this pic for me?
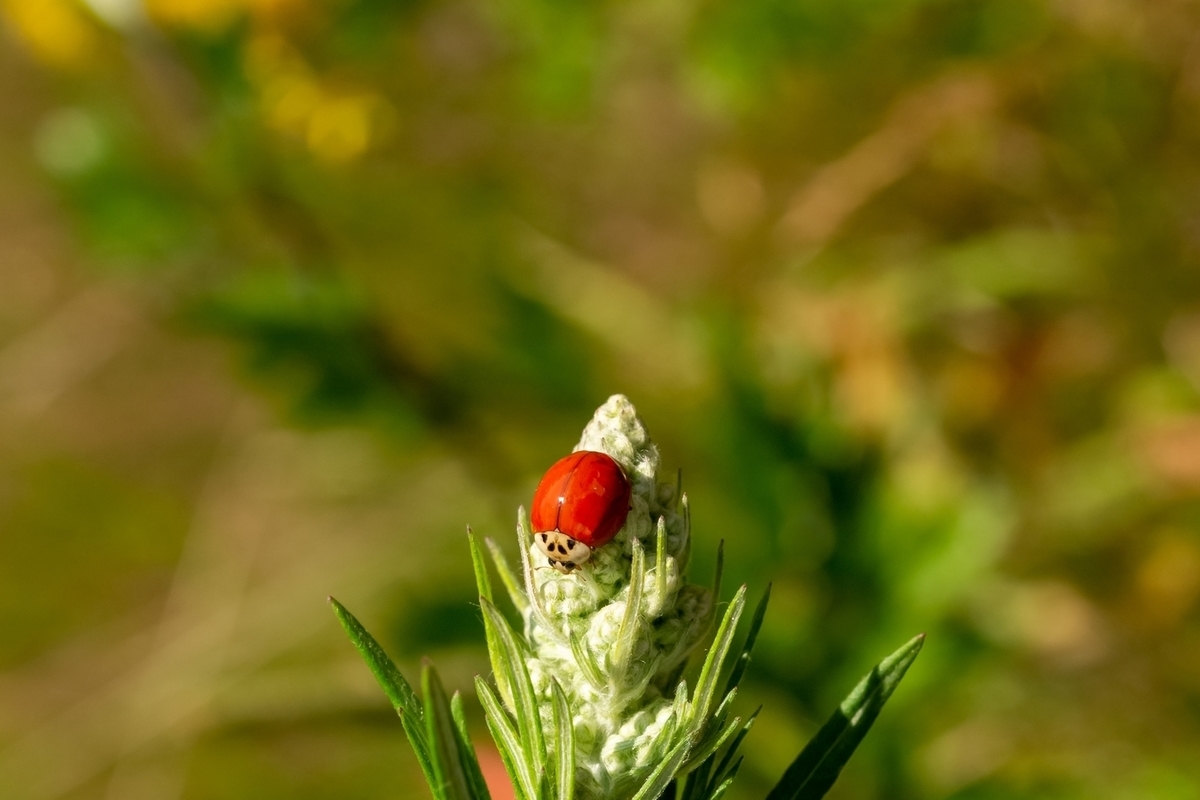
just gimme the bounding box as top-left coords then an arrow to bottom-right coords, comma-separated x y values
306,94 -> 375,162
143,0 -> 300,31
2,0 -> 99,69
241,32 -> 389,163
144,0 -> 242,31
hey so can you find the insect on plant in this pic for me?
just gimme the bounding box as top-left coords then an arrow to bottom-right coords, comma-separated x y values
331,395 -> 923,800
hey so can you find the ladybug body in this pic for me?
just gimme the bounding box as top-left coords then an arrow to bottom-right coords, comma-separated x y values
531,450 -> 631,573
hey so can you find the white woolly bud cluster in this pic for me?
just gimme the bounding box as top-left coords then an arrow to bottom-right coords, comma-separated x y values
518,395 -> 714,798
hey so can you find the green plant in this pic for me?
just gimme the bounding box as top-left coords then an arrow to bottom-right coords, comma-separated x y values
332,396 -> 922,800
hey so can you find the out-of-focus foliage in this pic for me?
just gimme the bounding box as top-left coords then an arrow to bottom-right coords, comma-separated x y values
2,1 -> 1200,799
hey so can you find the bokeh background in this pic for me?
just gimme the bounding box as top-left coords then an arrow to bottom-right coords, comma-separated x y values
3,0 -> 1200,798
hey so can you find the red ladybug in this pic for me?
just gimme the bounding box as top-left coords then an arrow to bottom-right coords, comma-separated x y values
531,450 -> 632,573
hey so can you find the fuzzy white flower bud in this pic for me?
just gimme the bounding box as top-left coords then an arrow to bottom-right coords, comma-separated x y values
516,395 -> 715,799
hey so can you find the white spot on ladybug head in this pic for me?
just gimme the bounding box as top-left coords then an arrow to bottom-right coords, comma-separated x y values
534,530 -> 593,574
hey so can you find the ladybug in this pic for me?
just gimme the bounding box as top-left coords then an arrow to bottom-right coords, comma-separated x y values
531,450 -> 632,573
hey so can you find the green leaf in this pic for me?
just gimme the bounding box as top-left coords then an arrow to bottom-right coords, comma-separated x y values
612,539 -> 647,679
470,531 -> 512,706
550,678 -> 575,800
669,680 -> 690,732
723,584 -> 770,697
708,771 -> 738,800
690,585 -> 746,728
710,541 -> 724,602
477,677 -> 536,800
329,596 -> 423,720
424,663 -> 479,800
452,691 -> 493,800
567,626 -> 606,691
764,634 -> 925,800
469,528 -> 494,604
481,598 -> 547,790
681,708 -> 758,800
711,708 -> 758,787
631,733 -> 693,800
486,537 -> 529,616
651,517 -> 669,617
329,597 -> 435,786
683,707 -> 740,774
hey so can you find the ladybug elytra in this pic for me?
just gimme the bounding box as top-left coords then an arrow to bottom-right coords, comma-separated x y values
531,450 -> 631,573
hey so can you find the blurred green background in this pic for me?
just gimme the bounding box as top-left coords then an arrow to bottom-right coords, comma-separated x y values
3,0 -> 1200,798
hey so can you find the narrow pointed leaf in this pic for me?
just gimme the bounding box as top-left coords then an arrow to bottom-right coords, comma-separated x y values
683,689 -> 735,772
711,541 -> 724,601
652,517 -> 668,617
639,681 -> 688,773
723,584 -> 770,697
712,708 -> 759,786
630,733 -> 693,800
482,598 -> 546,787
671,680 -> 690,728
679,493 -> 693,572
330,597 -> 423,720
470,531 -> 512,706
329,597 -> 434,784
567,627 -> 606,690
640,697 -> 684,769
683,706 -> 757,800
469,529 -> 494,603
613,540 -> 646,675
765,634 -> 925,800
486,537 -> 529,615
683,711 -> 740,774
477,677 -> 536,800
452,691 -> 493,800
424,664 -> 476,800
708,768 -> 739,800
691,585 -> 746,728
550,678 -> 575,800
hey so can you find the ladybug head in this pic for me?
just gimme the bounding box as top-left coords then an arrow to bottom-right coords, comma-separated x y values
535,530 -> 593,574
